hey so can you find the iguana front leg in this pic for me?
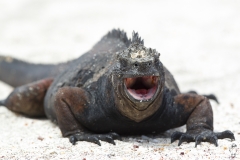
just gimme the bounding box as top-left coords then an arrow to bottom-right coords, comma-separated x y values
54,87 -> 121,146
170,94 -> 235,147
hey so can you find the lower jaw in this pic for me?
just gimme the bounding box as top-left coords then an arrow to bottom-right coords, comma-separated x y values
123,90 -> 159,112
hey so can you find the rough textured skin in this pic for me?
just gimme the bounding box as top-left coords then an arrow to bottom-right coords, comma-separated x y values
0,56 -> 71,87
1,78 -> 53,117
0,29 -> 234,147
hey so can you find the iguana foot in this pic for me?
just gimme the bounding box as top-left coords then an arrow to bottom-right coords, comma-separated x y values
171,129 -> 235,147
69,132 -> 122,146
203,94 -> 219,104
188,91 -> 219,104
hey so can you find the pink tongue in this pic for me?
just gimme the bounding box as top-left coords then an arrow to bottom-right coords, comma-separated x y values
135,89 -> 148,94
128,89 -> 150,100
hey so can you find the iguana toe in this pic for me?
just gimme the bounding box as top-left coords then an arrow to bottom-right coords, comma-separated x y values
171,131 -> 183,143
215,130 -> 235,141
203,94 -> 219,104
69,134 -> 101,146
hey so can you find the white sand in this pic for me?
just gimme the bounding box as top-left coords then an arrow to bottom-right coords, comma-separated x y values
0,0 -> 239,159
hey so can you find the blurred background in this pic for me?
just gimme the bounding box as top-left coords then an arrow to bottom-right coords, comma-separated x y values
0,0 -> 239,159
0,0 -> 239,94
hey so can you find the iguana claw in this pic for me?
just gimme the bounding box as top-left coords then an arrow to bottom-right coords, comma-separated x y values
188,91 -> 219,104
203,94 -> 219,104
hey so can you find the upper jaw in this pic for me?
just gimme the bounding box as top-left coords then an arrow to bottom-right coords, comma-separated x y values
121,72 -> 160,78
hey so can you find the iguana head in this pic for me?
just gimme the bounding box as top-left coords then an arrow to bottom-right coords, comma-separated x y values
112,31 -> 165,122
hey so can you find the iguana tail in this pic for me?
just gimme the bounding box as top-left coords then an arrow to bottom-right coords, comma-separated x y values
0,55 -> 69,87
0,99 -> 5,106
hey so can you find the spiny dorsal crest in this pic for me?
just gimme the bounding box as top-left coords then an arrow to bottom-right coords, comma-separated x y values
131,31 -> 144,45
106,29 -> 130,46
116,30 -> 160,60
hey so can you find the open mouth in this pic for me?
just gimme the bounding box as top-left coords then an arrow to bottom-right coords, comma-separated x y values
124,76 -> 159,101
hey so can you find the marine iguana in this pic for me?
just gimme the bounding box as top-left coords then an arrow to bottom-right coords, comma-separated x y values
0,29 -> 234,146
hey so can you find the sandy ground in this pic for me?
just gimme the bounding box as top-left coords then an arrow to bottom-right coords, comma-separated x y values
0,0 -> 240,159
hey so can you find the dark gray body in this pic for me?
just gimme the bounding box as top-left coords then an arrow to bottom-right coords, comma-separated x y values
43,32 -> 180,125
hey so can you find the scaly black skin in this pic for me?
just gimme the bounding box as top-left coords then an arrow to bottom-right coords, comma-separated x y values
0,56 -> 73,87
0,29 -> 234,147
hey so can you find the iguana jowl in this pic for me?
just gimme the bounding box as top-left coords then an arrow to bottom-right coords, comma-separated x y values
0,29 -> 234,146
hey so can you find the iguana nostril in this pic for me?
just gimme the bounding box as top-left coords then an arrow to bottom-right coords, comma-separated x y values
133,62 -> 152,68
